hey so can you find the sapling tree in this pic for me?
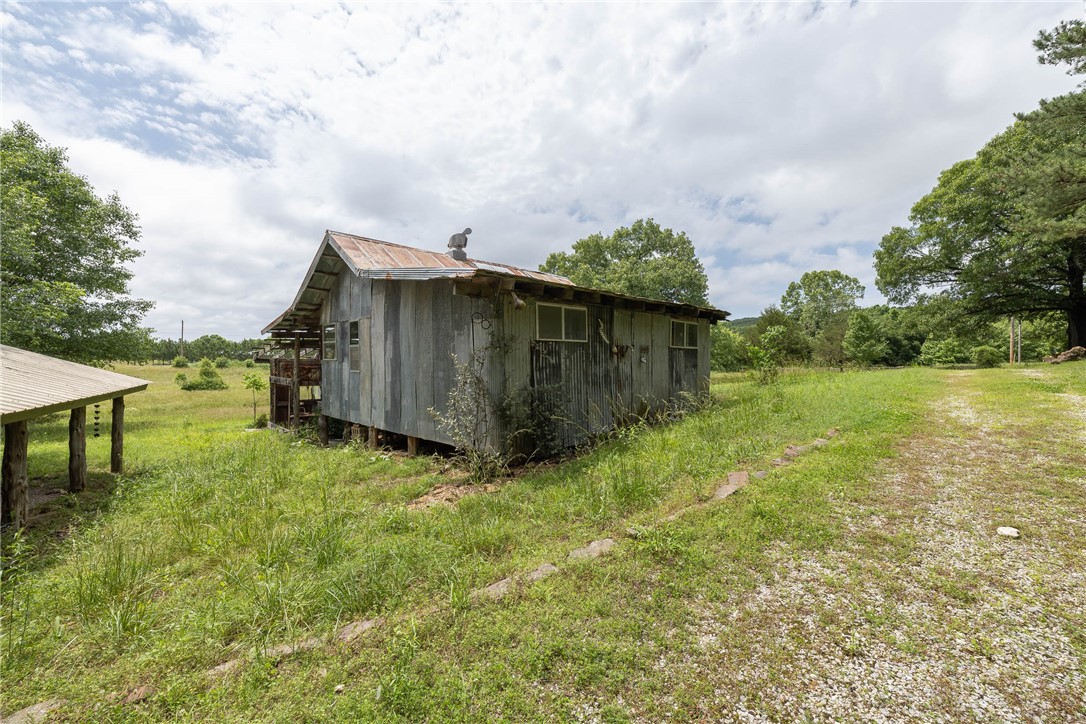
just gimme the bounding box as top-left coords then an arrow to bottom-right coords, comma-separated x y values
243,371 -> 268,425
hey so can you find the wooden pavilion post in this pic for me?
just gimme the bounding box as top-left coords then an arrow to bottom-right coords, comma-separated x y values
318,414 -> 329,446
69,406 -> 87,492
111,396 -> 125,473
291,333 -> 301,429
2,421 -> 29,528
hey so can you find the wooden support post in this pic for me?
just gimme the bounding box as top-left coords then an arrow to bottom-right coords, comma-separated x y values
351,424 -> 362,443
69,406 -> 87,493
1009,316 -> 1015,366
291,334 -> 301,429
111,396 -> 125,473
318,414 -> 329,446
2,421 -> 29,528
407,436 -> 419,457
368,425 -> 378,450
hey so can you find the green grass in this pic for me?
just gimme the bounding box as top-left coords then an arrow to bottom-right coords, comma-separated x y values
2,363 -> 1081,721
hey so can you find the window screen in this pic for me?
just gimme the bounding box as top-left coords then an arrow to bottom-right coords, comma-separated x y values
564,307 -> 587,342
537,303 -> 588,342
323,324 -> 337,360
672,321 -> 686,347
671,320 -> 698,349
538,304 -> 564,340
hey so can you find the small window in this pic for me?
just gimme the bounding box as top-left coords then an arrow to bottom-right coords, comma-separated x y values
671,320 -> 698,349
537,303 -> 588,342
349,321 -> 359,347
323,323 -> 337,360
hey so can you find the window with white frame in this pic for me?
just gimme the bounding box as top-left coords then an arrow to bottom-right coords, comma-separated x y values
323,323 -> 337,360
671,320 -> 699,349
536,303 -> 588,342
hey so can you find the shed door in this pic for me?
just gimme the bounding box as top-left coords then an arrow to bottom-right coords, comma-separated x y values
669,348 -> 699,400
530,341 -> 587,449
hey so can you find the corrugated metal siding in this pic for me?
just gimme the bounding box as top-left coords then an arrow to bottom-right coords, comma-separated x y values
317,278 -> 717,453
0,345 -> 149,424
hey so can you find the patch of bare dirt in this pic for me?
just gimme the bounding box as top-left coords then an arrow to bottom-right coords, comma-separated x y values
407,482 -> 503,510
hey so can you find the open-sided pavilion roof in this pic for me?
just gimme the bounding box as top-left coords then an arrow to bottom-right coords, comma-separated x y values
1,345 -> 149,424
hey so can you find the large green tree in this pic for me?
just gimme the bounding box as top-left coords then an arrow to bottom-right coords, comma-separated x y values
540,218 -> 709,305
1,122 -> 153,362
876,21 -> 1086,348
779,270 -> 865,337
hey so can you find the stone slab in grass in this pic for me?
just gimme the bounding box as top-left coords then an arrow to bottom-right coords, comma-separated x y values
122,686 -> 154,705
471,577 -> 513,601
727,471 -> 750,486
784,445 -> 808,458
527,563 -> 559,581
811,438 -> 829,447
568,538 -> 616,560
771,458 -> 790,467
753,470 -> 768,479
3,699 -> 63,724
207,658 -> 243,678
265,636 -> 322,659
714,471 -> 750,500
336,617 -> 383,644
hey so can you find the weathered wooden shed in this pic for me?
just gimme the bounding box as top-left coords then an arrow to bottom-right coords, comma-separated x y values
0,345 -> 149,529
262,231 -> 728,453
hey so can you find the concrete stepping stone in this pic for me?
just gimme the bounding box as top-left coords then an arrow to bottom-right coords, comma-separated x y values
714,471 -> 750,500
527,563 -> 559,581
3,699 -> 63,724
471,577 -> 513,601
997,526 -> 1020,539
336,617 -> 383,644
771,458 -> 790,467
826,428 -> 839,437
811,438 -> 829,447
122,686 -> 154,705
753,470 -> 768,479
568,538 -> 616,560
783,445 -> 808,458
265,636 -> 322,658
207,658 -> 243,678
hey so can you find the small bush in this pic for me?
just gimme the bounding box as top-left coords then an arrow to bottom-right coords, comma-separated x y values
972,345 -> 1004,368
214,356 -> 230,369
244,359 -> 255,368
255,413 -> 268,428
176,358 -> 228,391
919,338 -> 968,366
172,356 -> 189,368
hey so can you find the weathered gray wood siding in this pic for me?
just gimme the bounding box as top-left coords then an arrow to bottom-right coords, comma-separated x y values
321,273 -> 712,451
497,297 -> 711,449
321,274 -> 496,447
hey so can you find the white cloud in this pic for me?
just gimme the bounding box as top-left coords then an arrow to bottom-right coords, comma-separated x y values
0,1 -> 1079,337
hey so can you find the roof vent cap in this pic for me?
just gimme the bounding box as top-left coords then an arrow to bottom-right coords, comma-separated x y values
447,227 -> 471,260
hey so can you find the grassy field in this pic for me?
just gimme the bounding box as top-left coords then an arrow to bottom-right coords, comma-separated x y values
2,363 -> 1083,722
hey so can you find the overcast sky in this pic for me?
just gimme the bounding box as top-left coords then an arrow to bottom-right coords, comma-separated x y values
2,1 -> 1079,339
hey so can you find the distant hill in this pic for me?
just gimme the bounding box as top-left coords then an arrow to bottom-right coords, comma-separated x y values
725,316 -> 758,331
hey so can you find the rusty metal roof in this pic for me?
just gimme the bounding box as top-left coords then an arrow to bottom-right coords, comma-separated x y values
327,231 -> 572,285
263,230 -> 728,336
0,345 -> 149,424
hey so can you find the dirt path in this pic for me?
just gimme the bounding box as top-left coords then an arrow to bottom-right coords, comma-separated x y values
680,371 -> 1086,722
